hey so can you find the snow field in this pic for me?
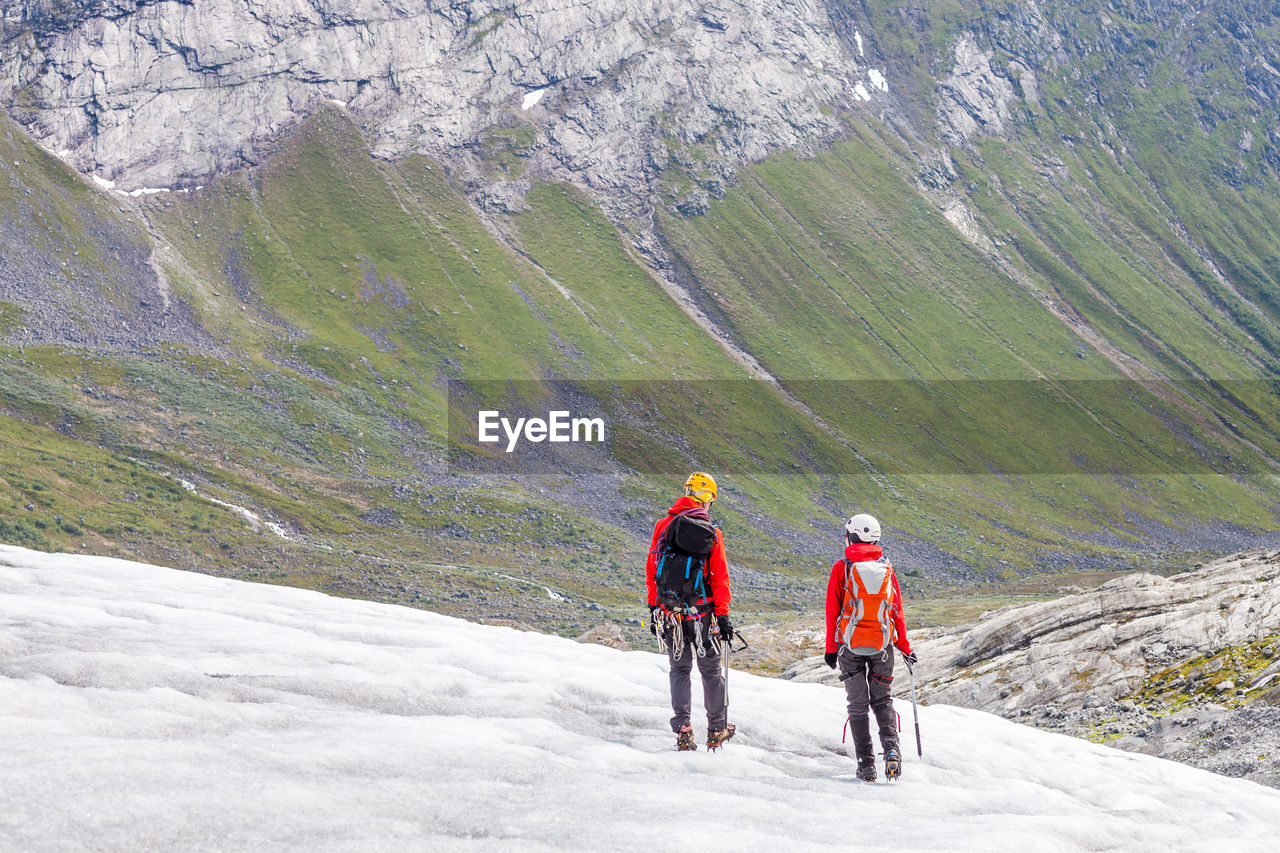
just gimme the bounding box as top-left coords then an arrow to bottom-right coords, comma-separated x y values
1,544 -> 1278,852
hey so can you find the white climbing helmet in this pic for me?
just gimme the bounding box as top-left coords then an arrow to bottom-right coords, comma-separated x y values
844,513 -> 881,544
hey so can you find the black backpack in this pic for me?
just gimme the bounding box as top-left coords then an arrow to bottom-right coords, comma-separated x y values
655,512 -> 718,608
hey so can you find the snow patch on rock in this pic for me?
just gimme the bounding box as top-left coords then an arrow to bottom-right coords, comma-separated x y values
521,88 -> 547,110
175,477 -> 292,541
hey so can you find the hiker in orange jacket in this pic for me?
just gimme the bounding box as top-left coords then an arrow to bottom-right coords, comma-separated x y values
824,513 -> 915,782
646,471 -> 734,751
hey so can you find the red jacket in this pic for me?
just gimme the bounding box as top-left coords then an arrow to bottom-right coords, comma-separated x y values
824,542 -> 911,655
646,496 -> 731,615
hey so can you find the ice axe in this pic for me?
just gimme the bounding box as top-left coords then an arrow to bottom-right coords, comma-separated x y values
723,629 -> 730,726
718,628 -> 748,735
905,653 -> 922,758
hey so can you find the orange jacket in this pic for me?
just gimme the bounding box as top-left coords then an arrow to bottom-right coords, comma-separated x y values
646,496 -> 731,615
825,542 -> 911,655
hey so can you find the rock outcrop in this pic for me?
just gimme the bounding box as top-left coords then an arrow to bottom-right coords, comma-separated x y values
574,623 -> 630,651
0,0 -> 891,218
919,550 -> 1280,715
936,33 -> 1020,144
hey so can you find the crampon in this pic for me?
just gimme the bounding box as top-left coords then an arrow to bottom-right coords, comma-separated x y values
676,728 -> 697,751
706,723 -> 736,751
885,748 -> 902,781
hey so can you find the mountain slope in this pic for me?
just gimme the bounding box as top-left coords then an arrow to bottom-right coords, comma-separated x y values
2,543 -> 1279,851
1,0 -> 1280,633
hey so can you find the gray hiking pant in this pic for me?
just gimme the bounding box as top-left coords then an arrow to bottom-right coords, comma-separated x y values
666,623 -> 726,732
838,647 -> 899,761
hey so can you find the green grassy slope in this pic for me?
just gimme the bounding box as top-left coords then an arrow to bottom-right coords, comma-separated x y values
0,110 -> 861,635
658,120 -> 1278,571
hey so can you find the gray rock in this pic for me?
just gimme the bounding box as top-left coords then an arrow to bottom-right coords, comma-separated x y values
915,549 -> 1280,786
0,0 -> 894,223
912,551 -> 1280,715
575,623 -> 630,650
936,33 -> 1018,145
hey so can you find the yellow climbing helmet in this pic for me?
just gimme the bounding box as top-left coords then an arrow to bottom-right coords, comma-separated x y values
684,471 -> 718,505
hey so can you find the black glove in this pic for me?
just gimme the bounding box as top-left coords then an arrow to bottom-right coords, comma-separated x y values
716,614 -> 733,642
648,604 -> 658,637
902,649 -> 918,666
824,652 -> 837,669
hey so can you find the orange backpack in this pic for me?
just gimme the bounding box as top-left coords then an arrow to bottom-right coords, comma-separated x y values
834,558 -> 898,654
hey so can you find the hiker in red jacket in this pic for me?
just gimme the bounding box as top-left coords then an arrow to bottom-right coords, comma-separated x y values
824,513 -> 916,782
646,471 -> 734,751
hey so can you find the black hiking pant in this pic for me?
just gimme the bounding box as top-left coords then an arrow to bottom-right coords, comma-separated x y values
838,647 -> 899,762
666,616 -> 726,733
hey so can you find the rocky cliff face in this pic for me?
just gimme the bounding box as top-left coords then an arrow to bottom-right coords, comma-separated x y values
0,0 -> 893,219
784,549 -> 1280,786
6,1 -> 1279,232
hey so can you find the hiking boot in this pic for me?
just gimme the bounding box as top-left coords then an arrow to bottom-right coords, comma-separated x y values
855,758 -> 877,782
676,727 -> 697,751
707,723 -> 736,751
884,748 -> 901,781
